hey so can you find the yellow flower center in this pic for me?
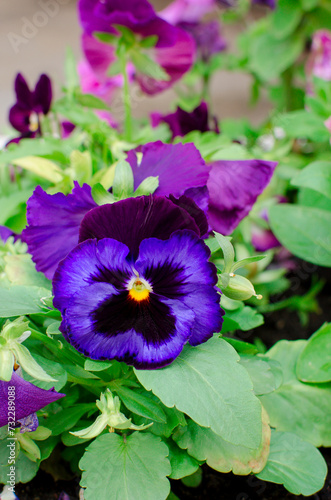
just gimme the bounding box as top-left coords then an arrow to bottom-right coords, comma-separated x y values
29,112 -> 39,132
127,276 -> 152,302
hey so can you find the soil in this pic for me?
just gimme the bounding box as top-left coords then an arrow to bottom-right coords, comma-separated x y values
14,261 -> 331,500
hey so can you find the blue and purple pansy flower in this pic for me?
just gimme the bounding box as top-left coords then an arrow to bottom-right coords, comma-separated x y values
53,196 -> 223,369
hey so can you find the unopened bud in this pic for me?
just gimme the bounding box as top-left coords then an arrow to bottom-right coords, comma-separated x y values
222,274 -> 261,301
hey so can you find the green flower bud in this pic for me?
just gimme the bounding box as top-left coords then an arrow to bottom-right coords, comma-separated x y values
221,273 -> 262,301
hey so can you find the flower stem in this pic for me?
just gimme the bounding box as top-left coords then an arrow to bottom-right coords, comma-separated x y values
121,55 -> 133,142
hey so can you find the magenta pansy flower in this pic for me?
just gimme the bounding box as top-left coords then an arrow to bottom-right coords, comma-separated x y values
78,0 -> 195,95
306,29 -> 331,82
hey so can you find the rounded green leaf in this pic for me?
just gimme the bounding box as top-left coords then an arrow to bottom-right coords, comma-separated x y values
291,161 -> 331,200
296,323 -> 331,383
269,204 -> 331,267
80,432 -> 171,500
256,431 -> 327,496
135,337 -> 262,449
260,340 -> 331,447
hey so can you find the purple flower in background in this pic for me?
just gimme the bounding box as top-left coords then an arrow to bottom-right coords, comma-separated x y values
78,59 -> 124,105
159,0 -> 216,24
252,0 -> 276,8
22,182 -> 97,280
8,73 -> 52,142
306,30 -> 331,82
207,159 -> 277,234
79,0 -> 195,95
251,196 -> 286,252
151,102 -> 220,138
53,196 -> 223,368
0,226 -> 18,243
178,21 -> 226,62
0,371 -> 65,428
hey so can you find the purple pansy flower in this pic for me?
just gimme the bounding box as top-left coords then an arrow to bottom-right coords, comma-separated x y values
151,102 -> 219,138
8,73 -> 52,142
0,371 -> 65,428
79,0 -> 195,95
306,30 -> 331,82
22,182 -> 97,280
251,196 -> 286,252
178,20 -> 227,62
53,196 -> 223,369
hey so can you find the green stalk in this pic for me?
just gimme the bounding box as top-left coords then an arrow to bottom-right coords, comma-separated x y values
121,55 -> 133,142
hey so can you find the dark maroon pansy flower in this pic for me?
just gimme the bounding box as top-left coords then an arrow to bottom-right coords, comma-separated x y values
78,0 -> 195,95
8,73 -> 52,142
0,371 -> 65,428
151,102 -> 219,138
53,196 -> 223,369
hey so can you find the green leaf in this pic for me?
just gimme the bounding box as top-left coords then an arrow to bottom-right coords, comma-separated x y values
231,255 -> 266,272
135,337 -> 262,449
131,50 -> 170,81
23,353 -> 67,391
239,355 -> 282,396
222,306 -> 264,333
298,188 -> 331,211
0,285 -> 51,317
0,189 -> 33,225
45,404 -> 95,436
214,233 -> 234,273
134,176 -> 159,196
296,323 -> 331,383
0,439 -> 39,483
70,150 -> 92,185
112,160 -> 134,200
94,32 -> 118,45
12,156 -> 63,183
91,183 -> 115,205
256,430 -> 327,496
250,33 -> 303,81
74,93 -> 110,110
166,439 -> 199,480
275,110 -> 330,142
65,47 -> 79,94
271,0 -> 302,39
4,254 -> 51,289
300,0 -> 319,10
84,359 -> 112,372
223,337 -> 259,355
115,386 -> 167,424
269,204 -> 331,267
174,408 -> 270,475
260,340 -> 331,447
80,432 -> 171,500
291,161 -> 331,200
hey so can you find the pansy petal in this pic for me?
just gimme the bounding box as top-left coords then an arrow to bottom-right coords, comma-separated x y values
168,194 -> 208,237
33,74 -> 52,115
0,226 -> 17,243
207,159 -> 277,234
136,27 -> 195,94
23,183 -> 97,279
62,283 -> 194,369
14,73 -> 32,109
53,238 -> 132,314
135,231 -> 223,343
9,104 -> 31,134
159,0 -> 216,24
79,196 -> 200,257
127,141 -> 210,196
79,0 -> 118,34
82,33 -> 117,76
0,371 -> 65,428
